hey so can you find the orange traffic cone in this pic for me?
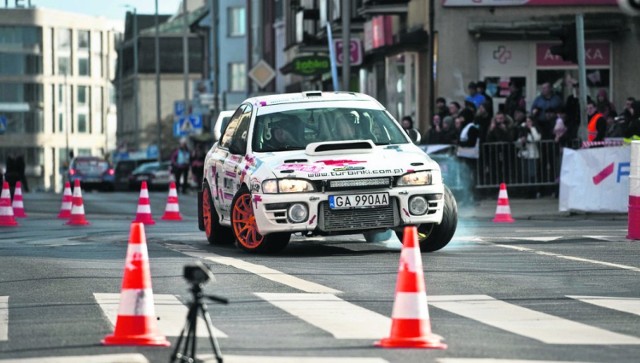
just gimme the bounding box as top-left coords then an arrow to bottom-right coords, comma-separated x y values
57,181 -> 73,219
12,181 -> 27,218
376,226 -> 446,349
161,182 -> 182,221
492,183 -> 515,223
133,181 -> 155,225
102,223 -> 170,346
0,181 -> 18,227
66,180 -> 90,225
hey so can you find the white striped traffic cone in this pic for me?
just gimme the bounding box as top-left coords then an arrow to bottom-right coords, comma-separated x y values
58,181 -> 73,219
133,181 -> 155,225
12,181 -> 27,218
492,183 -> 514,223
0,181 -> 18,227
161,181 -> 182,221
66,179 -> 90,226
376,226 -> 447,349
102,222 -> 169,346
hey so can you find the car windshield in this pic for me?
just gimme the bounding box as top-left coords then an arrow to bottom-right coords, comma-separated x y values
251,107 -> 409,152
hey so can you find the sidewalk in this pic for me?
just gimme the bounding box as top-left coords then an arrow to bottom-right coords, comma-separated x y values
457,196 -> 628,221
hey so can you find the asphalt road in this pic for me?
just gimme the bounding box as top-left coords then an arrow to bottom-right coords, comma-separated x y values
0,191 -> 638,363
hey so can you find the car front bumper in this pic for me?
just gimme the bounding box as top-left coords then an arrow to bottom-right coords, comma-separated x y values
250,184 -> 445,235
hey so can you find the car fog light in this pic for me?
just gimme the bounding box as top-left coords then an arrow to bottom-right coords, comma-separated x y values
409,196 -> 428,215
288,203 -> 308,223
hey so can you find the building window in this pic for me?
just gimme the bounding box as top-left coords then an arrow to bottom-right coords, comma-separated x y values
56,28 -> 71,75
78,58 -> 90,76
77,113 -> 88,133
229,63 -> 246,92
77,86 -> 87,105
78,30 -> 90,50
228,7 -> 246,37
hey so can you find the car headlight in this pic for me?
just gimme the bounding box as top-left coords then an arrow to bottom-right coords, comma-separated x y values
397,171 -> 432,186
262,179 -> 315,193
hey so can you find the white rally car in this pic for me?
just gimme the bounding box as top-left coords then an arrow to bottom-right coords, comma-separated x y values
197,91 -> 457,253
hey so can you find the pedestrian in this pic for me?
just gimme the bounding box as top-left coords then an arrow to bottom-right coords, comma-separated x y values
596,88 -> 616,119
16,154 -> 28,193
191,144 -> 206,188
587,100 -> 607,143
435,97 -> 449,120
476,81 -> 494,118
171,138 -> 191,194
465,82 -> 486,109
401,115 -> 421,144
517,115 -> 542,190
531,82 -> 563,126
504,80 -> 526,119
4,151 -> 18,198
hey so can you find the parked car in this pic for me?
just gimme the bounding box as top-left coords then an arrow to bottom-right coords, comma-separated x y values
197,91 -> 458,254
128,161 -> 173,191
212,110 -> 235,141
67,156 -> 115,191
113,158 -> 156,190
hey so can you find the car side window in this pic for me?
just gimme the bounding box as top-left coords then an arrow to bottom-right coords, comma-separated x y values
220,105 -> 246,149
229,104 -> 253,154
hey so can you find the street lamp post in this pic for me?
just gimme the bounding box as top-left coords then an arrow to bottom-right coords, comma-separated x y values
125,6 -> 139,149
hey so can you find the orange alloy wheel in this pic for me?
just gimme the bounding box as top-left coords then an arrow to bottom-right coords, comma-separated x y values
203,188 -> 213,238
232,193 -> 264,249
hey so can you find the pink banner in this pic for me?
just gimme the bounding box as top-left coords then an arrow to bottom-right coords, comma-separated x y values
443,0 -> 617,6
536,42 -> 610,67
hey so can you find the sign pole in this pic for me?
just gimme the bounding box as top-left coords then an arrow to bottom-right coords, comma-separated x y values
341,0 -> 351,91
576,14 -> 588,142
326,24 -> 340,92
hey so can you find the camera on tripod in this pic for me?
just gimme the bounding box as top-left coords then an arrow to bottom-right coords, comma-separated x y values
183,261 -> 215,285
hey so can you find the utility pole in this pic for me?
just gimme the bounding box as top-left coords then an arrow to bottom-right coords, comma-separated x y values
64,74 -> 70,166
155,0 -> 162,160
209,0 -> 219,136
183,0 -> 190,123
133,7 -> 139,149
341,0 -> 350,91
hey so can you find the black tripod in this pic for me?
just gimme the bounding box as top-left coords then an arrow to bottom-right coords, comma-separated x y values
170,283 -> 228,363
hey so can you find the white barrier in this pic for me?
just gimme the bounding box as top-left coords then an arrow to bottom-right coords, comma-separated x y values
559,146 -> 630,213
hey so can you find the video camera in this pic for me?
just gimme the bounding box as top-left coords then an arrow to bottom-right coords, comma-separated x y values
183,261 -> 215,285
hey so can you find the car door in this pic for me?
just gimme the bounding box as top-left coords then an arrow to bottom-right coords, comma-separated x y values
216,103 -> 253,217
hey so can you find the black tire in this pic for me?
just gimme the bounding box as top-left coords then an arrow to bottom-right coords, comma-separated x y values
396,185 -> 458,252
202,185 -> 234,245
231,187 -> 290,254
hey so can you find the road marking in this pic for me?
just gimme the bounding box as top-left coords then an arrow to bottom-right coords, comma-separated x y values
202,355 -> 389,363
478,242 -> 640,273
0,296 -> 7,341
255,293 -> 390,339
568,296 -> 640,316
429,295 -> 640,345
0,354 -> 149,363
166,244 -> 340,294
94,293 -> 227,338
584,235 -> 622,242
438,359 -> 592,363
510,236 -> 561,242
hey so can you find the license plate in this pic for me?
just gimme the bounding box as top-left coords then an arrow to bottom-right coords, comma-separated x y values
137,175 -> 149,181
329,193 -> 389,210
85,178 -> 100,183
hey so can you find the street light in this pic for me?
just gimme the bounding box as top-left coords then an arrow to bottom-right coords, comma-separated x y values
155,0 -> 162,161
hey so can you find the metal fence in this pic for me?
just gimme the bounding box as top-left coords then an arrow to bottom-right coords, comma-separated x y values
427,140 -> 571,191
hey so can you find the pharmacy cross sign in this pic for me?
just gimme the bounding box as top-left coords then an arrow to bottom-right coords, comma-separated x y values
248,60 -> 276,89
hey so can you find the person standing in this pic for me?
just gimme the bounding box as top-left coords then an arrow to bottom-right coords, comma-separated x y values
465,82 -> 486,109
476,81 -> 494,118
531,82 -> 563,125
587,100 -> 607,142
171,139 -> 191,194
16,154 -> 28,193
190,144 -> 206,188
4,152 -> 18,198
401,116 -> 421,144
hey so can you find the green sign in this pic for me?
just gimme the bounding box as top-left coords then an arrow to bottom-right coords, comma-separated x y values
291,56 -> 330,76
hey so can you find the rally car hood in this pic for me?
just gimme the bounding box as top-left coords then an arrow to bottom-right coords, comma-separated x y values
252,140 -> 439,180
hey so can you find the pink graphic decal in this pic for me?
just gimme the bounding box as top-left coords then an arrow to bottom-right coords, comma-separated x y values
225,171 -> 236,178
253,195 -> 262,208
229,155 -> 242,163
407,169 -> 414,173
593,162 -> 614,185
223,192 -> 234,200
402,208 -> 410,217
317,159 -> 366,166
276,163 -> 325,173
309,215 -> 317,224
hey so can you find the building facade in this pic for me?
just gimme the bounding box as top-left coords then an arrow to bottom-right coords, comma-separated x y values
0,7 -> 120,191
434,1 -> 640,121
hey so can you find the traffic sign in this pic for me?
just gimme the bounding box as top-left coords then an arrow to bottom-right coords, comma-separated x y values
174,100 -> 186,119
173,114 -> 203,137
0,115 -> 6,135
334,38 -> 363,66
248,60 -> 276,89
